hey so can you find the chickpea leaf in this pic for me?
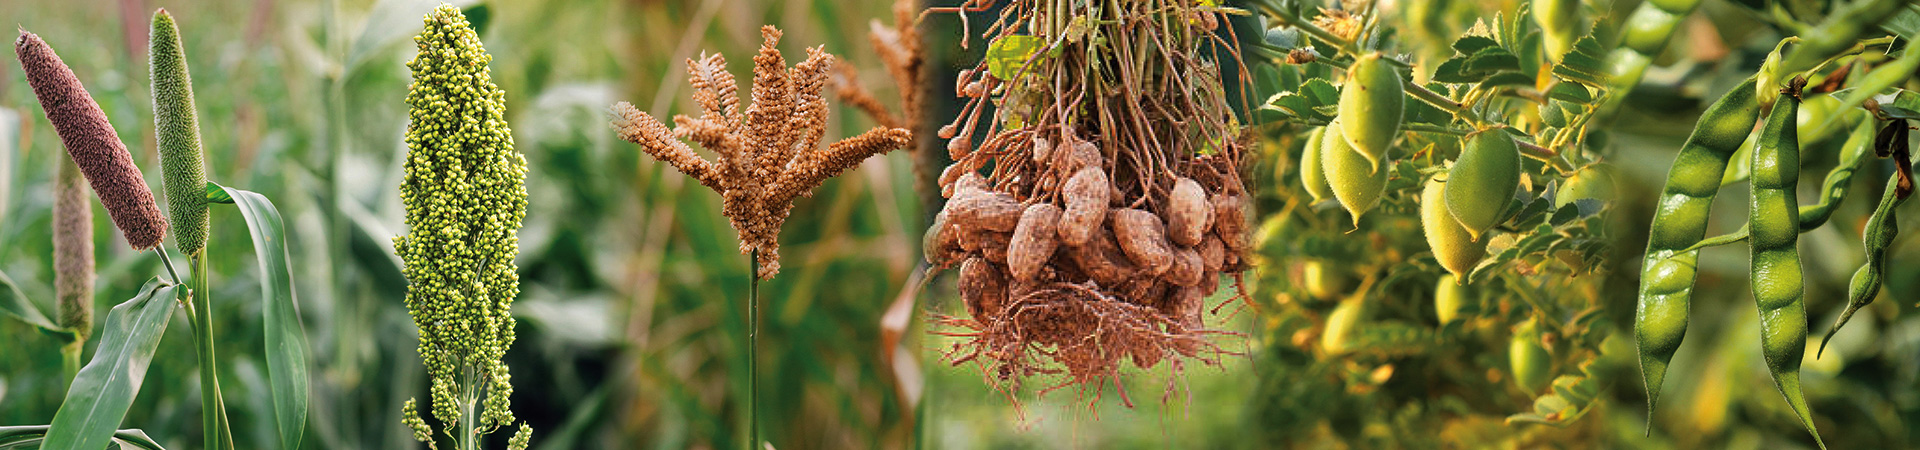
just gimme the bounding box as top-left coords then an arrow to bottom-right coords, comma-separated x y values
1550,36 -> 1609,87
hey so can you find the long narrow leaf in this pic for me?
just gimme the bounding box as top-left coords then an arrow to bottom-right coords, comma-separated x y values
220,185 -> 311,450
0,270 -> 61,333
0,425 -> 168,450
41,279 -> 177,450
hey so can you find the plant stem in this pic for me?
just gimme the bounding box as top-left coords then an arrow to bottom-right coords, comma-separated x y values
59,340 -> 81,381
186,251 -> 235,450
459,384 -> 478,450
748,251 -> 760,450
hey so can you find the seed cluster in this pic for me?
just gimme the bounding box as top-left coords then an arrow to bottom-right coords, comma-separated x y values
611,26 -> 912,279
151,9 -> 210,256
17,30 -> 168,251
393,5 -> 530,447
54,157 -> 94,340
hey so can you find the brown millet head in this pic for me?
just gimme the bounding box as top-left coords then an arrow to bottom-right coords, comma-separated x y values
17,30 -> 168,250
54,157 -> 95,340
611,26 -> 911,279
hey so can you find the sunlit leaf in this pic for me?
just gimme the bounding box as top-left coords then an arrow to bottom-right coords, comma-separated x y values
985,35 -> 1044,80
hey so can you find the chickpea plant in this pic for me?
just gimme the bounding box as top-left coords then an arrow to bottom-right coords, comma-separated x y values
1244,0 -> 1618,438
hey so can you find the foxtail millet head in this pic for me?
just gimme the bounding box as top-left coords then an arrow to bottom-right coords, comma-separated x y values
17,30 -> 169,251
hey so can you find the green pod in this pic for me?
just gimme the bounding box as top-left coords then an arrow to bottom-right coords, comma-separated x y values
1532,0 -> 1579,62
1434,274 -> 1468,325
1300,127 -> 1335,202
1336,53 -> 1404,168
1323,121 -> 1388,226
1445,131 -> 1520,241
1322,294 -> 1366,355
1635,77 -> 1760,421
1748,85 -> 1823,448
1820,175 -> 1904,356
151,9 -> 209,256
1509,319 -> 1551,394
1555,165 -> 1614,210
1421,176 -> 1487,279
1302,260 -> 1349,302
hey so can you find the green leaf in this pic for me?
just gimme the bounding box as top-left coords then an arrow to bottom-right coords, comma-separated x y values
1882,5 -> 1920,40
462,2 -> 492,36
0,270 -> 61,333
0,425 -> 168,449
1464,47 -> 1521,74
1550,36 -> 1610,86
206,181 -> 234,204
1451,35 -> 1500,55
985,35 -> 1044,80
219,186 -> 312,450
42,279 -> 178,450
1547,83 -> 1593,104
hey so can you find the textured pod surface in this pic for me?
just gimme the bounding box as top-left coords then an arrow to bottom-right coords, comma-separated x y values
1323,122 -> 1388,226
1509,320 -> 1551,394
1747,89 -> 1821,446
17,30 -> 168,250
1445,131 -> 1521,240
949,189 -> 1023,232
151,9 -> 209,255
1109,208 -> 1175,276
1336,53 -> 1404,167
1166,177 -> 1213,246
958,256 -> 1008,320
394,4 -> 528,433
923,209 -> 962,266
54,157 -> 94,340
1211,193 -> 1248,253
1066,227 -> 1135,287
1300,127 -> 1335,202
1007,203 -> 1063,281
1058,167 -> 1110,245
1167,248 -> 1205,287
1421,176 -> 1487,279
1635,77 -> 1759,418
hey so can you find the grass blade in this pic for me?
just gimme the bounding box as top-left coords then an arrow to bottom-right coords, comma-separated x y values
220,185 -> 311,450
0,425 -> 169,450
0,270 -> 63,333
41,279 -> 178,450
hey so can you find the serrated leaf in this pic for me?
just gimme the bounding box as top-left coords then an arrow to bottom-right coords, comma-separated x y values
1551,36 -> 1610,86
1547,83 -> 1593,104
1264,27 -> 1304,50
985,35 -> 1044,80
1548,204 -> 1582,226
1464,47 -> 1521,73
1432,57 -> 1483,84
1452,35 -> 1500,55
1302,78 -> 1340,105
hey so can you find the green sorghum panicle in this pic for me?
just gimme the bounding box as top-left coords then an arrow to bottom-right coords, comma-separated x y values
1748,80 -> 1822,448
151,9 -> 210,256
16,30 -> 168,250
54,156 -> 94,340
1635,77 -> 1759,420
1821,175 -> 1905,356
393,3 -> 530,441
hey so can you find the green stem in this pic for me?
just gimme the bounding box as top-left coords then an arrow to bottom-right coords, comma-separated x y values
59,341 -> 81,381
459,388 -> 478,450
186,252 -> 235,450
748,251 -> 760,450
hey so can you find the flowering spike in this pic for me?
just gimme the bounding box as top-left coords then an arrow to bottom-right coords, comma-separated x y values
393,3 -> 528,441
17,30 -> 168,250
54,157 -> 94,340
151,8 -> 211,255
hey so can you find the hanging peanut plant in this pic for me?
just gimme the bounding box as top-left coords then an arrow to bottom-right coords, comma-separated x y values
923,0 -> 1250,407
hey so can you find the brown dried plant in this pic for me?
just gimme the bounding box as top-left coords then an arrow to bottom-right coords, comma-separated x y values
612,26 -> 912,279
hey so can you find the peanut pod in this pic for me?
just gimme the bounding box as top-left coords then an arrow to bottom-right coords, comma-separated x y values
1166,177 -> 1213,246
1058,167 -> 1110,246
1110,208 -> 1176,276
1007,203 -> 1064,281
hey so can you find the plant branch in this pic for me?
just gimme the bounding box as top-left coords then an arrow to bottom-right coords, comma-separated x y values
748,250 -> 761,450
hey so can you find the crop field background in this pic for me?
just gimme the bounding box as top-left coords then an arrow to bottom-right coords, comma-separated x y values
1,0 -> 1918,449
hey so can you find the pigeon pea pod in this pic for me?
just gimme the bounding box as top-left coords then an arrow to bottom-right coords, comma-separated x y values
1819,175 -> 1906,357
1636,77 -> 1760,420
1748,81 -> 1823,449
